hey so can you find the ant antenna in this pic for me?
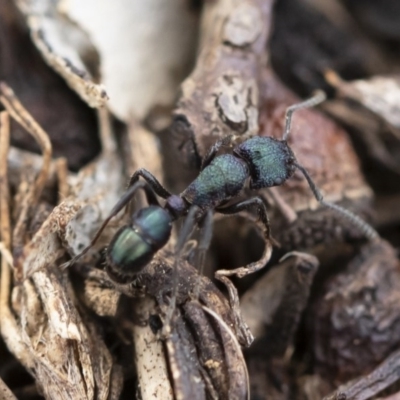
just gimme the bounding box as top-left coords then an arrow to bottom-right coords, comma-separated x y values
294,162 -> 379,241
282,91 -> 327,141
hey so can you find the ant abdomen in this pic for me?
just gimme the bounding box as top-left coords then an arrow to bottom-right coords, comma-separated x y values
106,206 -> 172,280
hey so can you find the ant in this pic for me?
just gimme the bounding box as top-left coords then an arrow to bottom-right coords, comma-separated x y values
67,91 -> 379,316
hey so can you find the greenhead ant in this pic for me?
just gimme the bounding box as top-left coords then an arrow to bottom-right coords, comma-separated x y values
66,91 -> 379,319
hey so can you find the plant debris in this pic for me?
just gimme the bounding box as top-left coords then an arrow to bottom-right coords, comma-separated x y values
1,1 -> 400,399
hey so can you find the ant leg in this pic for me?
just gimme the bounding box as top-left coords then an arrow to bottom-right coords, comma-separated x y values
64,181 -> 156,267
164,206 -> 201,333
205,205 -> 253,346
201,135 -> 234,170
215,196 -> 273,278
193,211 -> 213,298
282,91 -> 326,141
214,197 -> 274,346
294,162 -> 380,241
187,211 -> 253,344
129,168 -> 172,200
217,196 -> 271,242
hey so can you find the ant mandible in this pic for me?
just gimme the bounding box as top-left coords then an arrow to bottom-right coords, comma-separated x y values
68,91 -> 379,288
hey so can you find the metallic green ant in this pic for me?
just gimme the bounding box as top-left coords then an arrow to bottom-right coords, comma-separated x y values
68,91 -> 378,293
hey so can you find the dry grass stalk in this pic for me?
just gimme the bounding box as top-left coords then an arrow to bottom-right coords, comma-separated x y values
0,377 -> 17,400
0,83 -> 53,277
0,82 -> 52,203
0,110 -> 35,372
0,87 -> 124,399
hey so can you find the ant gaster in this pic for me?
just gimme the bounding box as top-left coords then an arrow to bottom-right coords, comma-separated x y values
69,91 -> 379,286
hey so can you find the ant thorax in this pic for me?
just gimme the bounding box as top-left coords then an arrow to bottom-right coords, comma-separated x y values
182,154 -> 248,210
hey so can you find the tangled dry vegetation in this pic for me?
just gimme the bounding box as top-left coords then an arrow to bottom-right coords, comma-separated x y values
1,0 -> 400,399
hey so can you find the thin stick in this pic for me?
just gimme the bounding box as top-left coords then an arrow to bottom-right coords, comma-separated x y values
0,82 -> 52,202
323,348 -> 400,400
267,188 -> 298,223
282,91 -> 327,141
0,114 -> 36,371
0,112 -> 12,312
97,107 -> 117,155
0,243 -> 13,267
55,157 -> 69,203
0,83 -> 53,258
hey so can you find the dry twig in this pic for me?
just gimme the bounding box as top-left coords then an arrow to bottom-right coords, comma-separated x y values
173,0 -> 275,163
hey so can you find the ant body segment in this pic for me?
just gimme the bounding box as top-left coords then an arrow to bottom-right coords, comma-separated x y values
68,91 -> 379,289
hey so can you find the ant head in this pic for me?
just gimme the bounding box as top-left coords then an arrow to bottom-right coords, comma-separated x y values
234,136 -> 296,190
106,206 -> 173,281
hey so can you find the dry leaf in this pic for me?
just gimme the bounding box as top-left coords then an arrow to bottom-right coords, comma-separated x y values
15,0 -> 108,108
62,0 -> 198,120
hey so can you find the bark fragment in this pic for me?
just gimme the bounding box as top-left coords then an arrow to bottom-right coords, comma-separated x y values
323,348 -> 400,400
14,0 -> 108,108
241,252 -> 319,343
172,0 -> 275,166
314,240 -> 400,382
112,252 -> 250,400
